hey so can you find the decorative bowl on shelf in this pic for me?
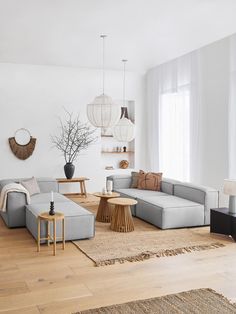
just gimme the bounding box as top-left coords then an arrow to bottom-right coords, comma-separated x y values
119,160 -> 129,169
105,166 -> 114,170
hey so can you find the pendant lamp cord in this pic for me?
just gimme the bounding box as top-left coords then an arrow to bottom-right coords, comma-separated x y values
122,59 -> 127,117
101,35 -> 106,95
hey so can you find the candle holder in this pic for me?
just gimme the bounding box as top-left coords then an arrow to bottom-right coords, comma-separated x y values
49,201 -> 55,216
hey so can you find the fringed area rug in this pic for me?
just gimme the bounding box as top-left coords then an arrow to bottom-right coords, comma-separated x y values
76,288 -> 236,314
72,200 -> 233,267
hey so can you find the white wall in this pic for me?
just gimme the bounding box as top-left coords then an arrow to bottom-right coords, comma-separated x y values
0,63 -> 145,192
199,38 -> 230,202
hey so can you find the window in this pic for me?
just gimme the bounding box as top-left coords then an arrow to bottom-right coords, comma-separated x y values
159,90 -> 190,181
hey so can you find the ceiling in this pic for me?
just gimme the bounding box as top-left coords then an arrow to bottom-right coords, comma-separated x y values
0,0 -> 236,72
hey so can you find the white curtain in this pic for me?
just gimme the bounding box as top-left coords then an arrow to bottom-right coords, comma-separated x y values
159,90 -> 190,181
146,51 -> 201,182
229,34 -> 236,178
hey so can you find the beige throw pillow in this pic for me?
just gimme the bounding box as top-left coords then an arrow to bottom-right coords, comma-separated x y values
130,171 -> 139,188
21,177 -> 40,196
137,170 -> 162,191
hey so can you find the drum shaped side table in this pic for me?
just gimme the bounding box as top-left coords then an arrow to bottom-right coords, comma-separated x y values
37,212 -> 65,256
108,198 -> 137,232
94,192 -> 120,223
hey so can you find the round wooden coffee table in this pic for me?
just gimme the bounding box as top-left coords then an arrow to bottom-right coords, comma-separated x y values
108,198 -> 137,232
94,192 -> 120,223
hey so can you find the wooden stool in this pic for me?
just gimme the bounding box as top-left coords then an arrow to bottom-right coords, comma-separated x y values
94,192 -> 120,223
108,198 -> 137,232
56,177 -> 89,198
37,212 -> 65,256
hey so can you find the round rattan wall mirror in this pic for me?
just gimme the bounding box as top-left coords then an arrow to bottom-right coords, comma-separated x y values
8,128 -> 37,160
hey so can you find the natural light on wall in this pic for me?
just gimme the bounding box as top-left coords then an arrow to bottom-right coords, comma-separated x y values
159,90 -> 190,182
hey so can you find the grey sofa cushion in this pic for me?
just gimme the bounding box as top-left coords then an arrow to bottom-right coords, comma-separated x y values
136,195 -> 204,229
31,192 -> 68,204
26,201 -> 95,241
116,188 -> 167,199
115,189 -> 168,217
27,201 -> 91,217
139,195 -> 202,208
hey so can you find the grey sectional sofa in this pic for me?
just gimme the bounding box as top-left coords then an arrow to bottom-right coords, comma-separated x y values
0,178 -> 95,241
107,175 -> 219,229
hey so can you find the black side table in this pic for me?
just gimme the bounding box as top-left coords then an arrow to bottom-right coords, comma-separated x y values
210,208 -> 236,241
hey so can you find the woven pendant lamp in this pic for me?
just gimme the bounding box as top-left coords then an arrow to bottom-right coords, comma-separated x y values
87,35 -> 120,128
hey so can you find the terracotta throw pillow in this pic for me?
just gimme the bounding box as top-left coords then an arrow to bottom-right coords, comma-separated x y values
130,171 -> 139,188
137,170 -> 162,191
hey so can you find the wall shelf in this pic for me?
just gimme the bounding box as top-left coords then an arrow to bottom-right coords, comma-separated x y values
101,100 -> 135,171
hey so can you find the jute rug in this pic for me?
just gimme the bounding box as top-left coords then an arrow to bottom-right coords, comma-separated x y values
76,288 -> 236,314
72,198 -> 234,266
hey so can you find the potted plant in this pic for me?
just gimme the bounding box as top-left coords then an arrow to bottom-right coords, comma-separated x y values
52,110 -> 97,179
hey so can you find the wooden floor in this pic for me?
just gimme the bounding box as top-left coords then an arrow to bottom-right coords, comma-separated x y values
1,195 -> 236,314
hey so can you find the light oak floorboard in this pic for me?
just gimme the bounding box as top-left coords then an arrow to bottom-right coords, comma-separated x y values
0,195 -> 236,313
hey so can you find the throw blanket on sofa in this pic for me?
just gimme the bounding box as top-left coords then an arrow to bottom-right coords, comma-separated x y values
0,183 -> 30,212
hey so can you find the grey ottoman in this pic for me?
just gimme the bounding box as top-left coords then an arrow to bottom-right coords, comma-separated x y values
26,201 -> 95,241
136,195 -> 204,229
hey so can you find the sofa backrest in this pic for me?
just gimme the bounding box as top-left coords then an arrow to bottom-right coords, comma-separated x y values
0,177 -> 58,193
36,178 -> 59,193
161,178 -> 181,195
107,175 -> 132,190
174,182 -> 218,205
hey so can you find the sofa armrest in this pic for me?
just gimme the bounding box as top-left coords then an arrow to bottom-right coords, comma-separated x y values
174,182 -> 219,224
4,192 -> 27,227
0,179 -> 15,193
107,175 -> 132,190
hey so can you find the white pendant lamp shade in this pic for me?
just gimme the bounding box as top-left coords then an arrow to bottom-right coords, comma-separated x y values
112,59 -> 135,142
87,35 -> 120,128
87,94 -> 120,128
112,117 -> 135,142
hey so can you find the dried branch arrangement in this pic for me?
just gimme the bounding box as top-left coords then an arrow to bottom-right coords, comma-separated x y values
51,110 -> 97,163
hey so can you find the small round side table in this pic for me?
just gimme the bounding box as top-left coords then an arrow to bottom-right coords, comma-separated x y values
37,212 -> 65,256
94,192 -> 120,223
108,198 -> 137,232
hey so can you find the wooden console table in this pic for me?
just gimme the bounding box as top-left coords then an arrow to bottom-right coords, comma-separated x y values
56,177 -> 89,198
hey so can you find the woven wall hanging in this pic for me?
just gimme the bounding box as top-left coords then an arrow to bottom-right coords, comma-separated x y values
8,128 -> 37,160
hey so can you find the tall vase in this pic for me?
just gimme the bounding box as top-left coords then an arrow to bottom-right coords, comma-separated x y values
64,162 -> 75,179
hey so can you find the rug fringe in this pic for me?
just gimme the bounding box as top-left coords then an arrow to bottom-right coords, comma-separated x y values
95,242 -> 225,266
